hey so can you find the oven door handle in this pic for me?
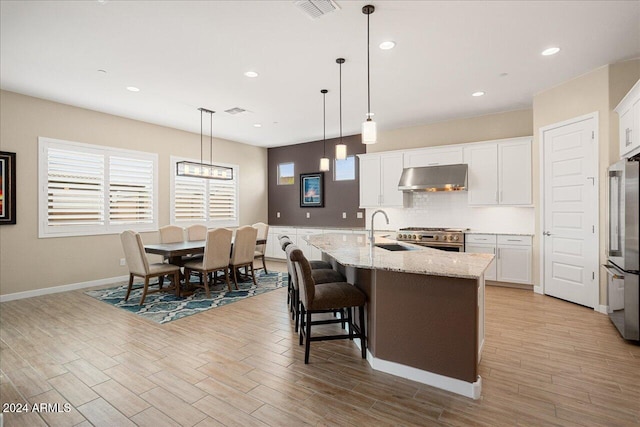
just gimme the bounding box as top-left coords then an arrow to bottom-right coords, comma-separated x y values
603,263 -> 625,279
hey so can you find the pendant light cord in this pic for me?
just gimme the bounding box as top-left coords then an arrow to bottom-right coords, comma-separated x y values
200,108 -> 203,164
367,10 -> 371,116
339,60 -> 343,141
209,111 -> 213,165
323,91 -> 326,157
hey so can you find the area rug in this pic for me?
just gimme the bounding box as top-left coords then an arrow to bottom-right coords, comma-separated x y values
85,271 -> 287,324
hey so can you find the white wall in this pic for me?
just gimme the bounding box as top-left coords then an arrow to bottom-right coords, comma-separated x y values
366,192 -> 534,234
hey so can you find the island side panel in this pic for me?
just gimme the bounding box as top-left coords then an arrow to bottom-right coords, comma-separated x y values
373,270 -> 479,383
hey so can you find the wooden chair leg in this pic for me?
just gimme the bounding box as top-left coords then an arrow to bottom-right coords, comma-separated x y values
140,277 -> 150,306
347,307 -> 353,340
250,263 -> 257,286
261,255 -> 268,274
203,269 -> 211,298
299,304 -> 305,345
359,305 -> 366,359
125,274 -> 134,301
174,271 -> 181,297
224,267 -> 232,292
159,275 -> 164,289
304,311 -> 312,364
232,266 -> 239,290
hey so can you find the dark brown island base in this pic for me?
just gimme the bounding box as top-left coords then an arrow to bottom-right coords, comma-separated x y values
306,233 -> 494,399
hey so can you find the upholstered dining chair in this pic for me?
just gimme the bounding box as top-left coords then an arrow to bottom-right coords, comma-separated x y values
229,225 -> 259,288
120,230 -> 180,306
252,222 -> 269,274
285,244 -> 347,332
159,225 -> 185,244
183,228 -> 233,295
289,248 -> 367,364
186,224 -> 207,241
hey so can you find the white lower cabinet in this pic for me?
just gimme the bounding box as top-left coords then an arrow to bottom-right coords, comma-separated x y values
465,234 -> 532,285
297,228 -> 324,261
267,227 -> 298,260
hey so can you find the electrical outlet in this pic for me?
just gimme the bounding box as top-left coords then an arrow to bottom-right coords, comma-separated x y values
306,212 -> 310,218
277,212 -> 280,218
357,212 -> 363,219
342,212 -> 347,219
119,258 -> 126,266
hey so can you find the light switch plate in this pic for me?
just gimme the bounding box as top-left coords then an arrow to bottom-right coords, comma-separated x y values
306,212 -> 310,218
342,212 -> 347,219
357,212 -> 363,219
277,212 -> 280,218
120,258 -> 126,266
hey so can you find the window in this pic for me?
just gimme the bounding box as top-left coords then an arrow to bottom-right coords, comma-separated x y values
38,137 -> 158,238
278,162 -> 294,185
335,155 -> 356,181
170,156 -> 239,227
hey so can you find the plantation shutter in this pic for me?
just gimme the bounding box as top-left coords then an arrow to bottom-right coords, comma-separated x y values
174,176 -> 207,221
209,180 -> 237,221
46,147 -> 105,226
109,156 -> 154,224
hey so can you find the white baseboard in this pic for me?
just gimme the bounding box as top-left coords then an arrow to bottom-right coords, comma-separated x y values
596,305 -> 609,314
0,275 -> 128,303
534,285 -> 544,294
348,326 -> 481,399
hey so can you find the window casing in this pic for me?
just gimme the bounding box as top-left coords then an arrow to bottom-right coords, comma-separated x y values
170,156 -> 239,228
38,137 -> 158,238
334,155 -> 356,181
278,162 -> 295,185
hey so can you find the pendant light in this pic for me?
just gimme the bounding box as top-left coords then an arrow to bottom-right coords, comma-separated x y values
319,89 -> 330,172
362,4 -> 377,144
176,108 -> 233,180
335,58 -> 347,160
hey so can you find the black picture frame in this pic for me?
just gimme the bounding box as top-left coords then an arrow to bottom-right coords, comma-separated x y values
300,172 -> 324,208
0,151 -> 16,225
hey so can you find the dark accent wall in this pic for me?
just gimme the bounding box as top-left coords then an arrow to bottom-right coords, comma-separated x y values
268,134 -> 366,227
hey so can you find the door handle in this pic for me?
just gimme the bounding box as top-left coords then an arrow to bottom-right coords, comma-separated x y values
543,231 -> 551,236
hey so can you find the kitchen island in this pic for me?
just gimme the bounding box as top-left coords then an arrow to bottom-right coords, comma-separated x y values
305,233 -> 494,399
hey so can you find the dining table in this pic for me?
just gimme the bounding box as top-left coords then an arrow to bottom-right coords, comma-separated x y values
144,238 -> 267,296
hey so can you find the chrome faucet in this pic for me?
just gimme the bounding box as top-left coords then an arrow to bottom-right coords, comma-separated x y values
369,209 -> 389,244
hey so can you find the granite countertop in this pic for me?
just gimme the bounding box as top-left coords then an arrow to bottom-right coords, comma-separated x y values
306,233 -> 494,280
465,231 -> 534,236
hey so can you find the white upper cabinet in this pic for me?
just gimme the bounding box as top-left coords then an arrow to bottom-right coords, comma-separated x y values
358,153 -> 404,208
464,143 -> 499,205
464,137 -> 532,206
615,79 -> 640,158
403,146 -> 463,168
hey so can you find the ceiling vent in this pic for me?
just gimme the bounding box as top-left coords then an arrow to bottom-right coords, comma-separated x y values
224,107 -> 247,115
295,0 -> 340,20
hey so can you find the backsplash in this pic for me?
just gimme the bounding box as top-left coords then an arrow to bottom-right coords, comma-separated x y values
366,192 -> 535,233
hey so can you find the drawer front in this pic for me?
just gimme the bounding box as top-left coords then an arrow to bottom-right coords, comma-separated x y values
465,234 -> 497,244
497,235 -> 532,246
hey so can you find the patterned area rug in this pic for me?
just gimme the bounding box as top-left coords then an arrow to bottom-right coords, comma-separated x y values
85,271 -> 287,324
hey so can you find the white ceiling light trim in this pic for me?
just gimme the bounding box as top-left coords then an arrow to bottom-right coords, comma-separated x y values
244,71 -> 258,78
472,91 -> 485,97
541,47 -> 560,56
379,41 -> 395,50
126,86 -> 140,92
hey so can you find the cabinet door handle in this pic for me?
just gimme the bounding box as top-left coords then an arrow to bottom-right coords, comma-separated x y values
507,239 -> 520,242
497,248 -> 501,259
626,128 -> 632,146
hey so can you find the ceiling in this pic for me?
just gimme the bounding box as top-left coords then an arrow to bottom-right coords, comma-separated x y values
1,1 -> 639,148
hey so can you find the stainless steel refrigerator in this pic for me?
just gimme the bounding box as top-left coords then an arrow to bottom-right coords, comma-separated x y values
605,157 -> 639,341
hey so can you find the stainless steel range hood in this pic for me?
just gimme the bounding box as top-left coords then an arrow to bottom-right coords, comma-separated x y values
398,164 -> 468,192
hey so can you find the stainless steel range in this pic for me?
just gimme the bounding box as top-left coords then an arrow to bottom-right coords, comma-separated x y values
396,227 -> 467,252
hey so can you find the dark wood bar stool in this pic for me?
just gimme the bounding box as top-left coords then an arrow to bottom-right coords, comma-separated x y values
289,248 -> 367,364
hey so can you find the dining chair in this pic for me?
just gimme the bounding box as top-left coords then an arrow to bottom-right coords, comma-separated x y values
159,225 -> 185,244
183,228 -> 233,295
285,244 -> 346,332
252,222 -> 269,274
289,248 -> 367,364
229,225 -> 258,288
186,224 -> 207,241
120,230 -> 181,305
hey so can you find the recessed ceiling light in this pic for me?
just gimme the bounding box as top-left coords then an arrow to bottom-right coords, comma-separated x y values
244,71 -> 259,78
379,41 -> 396,50
472,91 -> 485,97
541,47 -> 560,56
126,86 -> 140,92
253,123 -> 262,128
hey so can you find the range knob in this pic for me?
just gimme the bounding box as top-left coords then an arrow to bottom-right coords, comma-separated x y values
447,235 -> 453,241
434,235 -> 439,241
454,235 -> 459,241
412,234 -> 417,240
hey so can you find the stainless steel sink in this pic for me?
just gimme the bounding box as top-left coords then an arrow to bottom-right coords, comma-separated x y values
374,243 -> 417,251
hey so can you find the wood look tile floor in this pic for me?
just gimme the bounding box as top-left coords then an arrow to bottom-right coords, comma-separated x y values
1,261 -> 639,426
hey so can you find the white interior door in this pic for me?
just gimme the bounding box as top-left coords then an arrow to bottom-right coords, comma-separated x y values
542,115 -> 598,308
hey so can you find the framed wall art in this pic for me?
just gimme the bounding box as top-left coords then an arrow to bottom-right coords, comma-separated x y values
0,151 -> 16,225
300,172 -> 324,208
